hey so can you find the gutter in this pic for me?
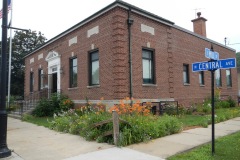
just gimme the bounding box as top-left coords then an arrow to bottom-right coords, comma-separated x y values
127,8 -> 134,103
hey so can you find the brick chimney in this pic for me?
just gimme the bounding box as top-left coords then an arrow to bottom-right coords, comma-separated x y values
191,12 -> 207,37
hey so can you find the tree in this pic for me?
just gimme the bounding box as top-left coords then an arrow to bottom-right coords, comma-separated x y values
0,30 -> 47,97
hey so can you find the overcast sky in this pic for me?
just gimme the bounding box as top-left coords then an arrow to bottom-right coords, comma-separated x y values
1,0 -> 240,52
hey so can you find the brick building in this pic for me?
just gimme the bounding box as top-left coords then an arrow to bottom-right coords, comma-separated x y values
24,0 -> 237,107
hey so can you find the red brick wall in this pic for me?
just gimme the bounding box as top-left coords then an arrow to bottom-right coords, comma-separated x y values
24,7 -> 237,107
171,28 -> 237,106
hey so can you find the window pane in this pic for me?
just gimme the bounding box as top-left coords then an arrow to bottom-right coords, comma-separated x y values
183,71 -> 187,83
91,52 -> 99,61
143,51 -> 151,59
72,67 -> 77,87
199,71 -> 204,85
142,50 -> 154,84
73,58 -> 77,66
70,58 -> 77,88
30,72 -> 34,92
92,60 -> 99,85
215,69 -> 221,87
199,73 -> 202,84
226,69 -> 232,87
142,59 -> 152,79
183,65 -> 189,83
39,69 -> 43,90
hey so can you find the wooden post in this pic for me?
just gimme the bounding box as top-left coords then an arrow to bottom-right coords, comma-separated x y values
112,110 -> 119,145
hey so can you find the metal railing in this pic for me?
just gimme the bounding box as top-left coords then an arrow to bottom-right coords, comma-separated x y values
8,89 -> 62,116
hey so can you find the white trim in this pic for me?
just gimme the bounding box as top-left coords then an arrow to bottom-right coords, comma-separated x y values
87,26 -> 99,38
46,51 -> 61,92
69,36 -> 78,46
45,51 -> 60,61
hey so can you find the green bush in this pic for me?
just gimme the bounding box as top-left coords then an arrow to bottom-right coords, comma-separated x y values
202,103 -> 211,114
32,98 -> 54,117
227,96 -> 236,108
32,93 -> 71,117
217,101 -> 230,108
7,104 -> 19,112
49,112 -> 182,146
164,104 -> 178,115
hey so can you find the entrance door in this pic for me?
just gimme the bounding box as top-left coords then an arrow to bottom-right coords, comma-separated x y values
52,73 -> 57,93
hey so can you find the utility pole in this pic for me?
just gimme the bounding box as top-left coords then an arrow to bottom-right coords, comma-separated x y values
0,0 -> 12,158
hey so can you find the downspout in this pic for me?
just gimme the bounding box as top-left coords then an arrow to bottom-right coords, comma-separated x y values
127,8 -> 134,105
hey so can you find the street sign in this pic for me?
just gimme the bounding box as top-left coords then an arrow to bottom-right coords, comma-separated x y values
205,48 -> 219,60
196,46 -> 237,155
192,58 -> 236,72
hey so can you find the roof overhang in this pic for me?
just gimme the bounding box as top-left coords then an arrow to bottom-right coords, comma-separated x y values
24,0 -> 174,58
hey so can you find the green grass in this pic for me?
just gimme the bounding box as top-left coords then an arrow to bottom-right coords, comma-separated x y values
178,107 -> 240,129
22,114 -> 53,128
168,131 -> 240,160
178,115 -> 209,128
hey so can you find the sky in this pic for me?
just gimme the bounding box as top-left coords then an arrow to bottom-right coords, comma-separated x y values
1,0 -> 240,52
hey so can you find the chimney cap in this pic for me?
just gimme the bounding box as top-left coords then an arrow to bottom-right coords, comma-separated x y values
191,12 -> 207,22
197,12 -> 201,18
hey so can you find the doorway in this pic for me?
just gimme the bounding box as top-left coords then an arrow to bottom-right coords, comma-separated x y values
52,73 -> 57,93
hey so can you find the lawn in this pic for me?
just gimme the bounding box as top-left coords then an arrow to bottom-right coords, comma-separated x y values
168,131 -> 240,160
178,107 -> 240,129
22,114 -> 54,128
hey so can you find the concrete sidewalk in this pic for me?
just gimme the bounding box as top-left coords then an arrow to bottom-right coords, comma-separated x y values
2,117 -> 240,160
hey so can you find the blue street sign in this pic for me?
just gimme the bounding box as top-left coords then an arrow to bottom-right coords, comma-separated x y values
205,48 -> 219,60
192,58 -> 236,72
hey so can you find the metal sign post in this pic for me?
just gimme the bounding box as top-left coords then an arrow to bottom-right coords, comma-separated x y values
192,44 -> 236,156
209,45 -> 216,155
211,67 -> 215,155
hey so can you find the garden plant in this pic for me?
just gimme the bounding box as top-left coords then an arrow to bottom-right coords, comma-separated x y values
24,95 -> 240,147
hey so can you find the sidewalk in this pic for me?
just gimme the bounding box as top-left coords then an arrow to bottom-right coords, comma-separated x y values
2,117 -> 240,160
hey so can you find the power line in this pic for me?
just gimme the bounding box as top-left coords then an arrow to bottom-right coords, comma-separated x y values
228,43 -> 240,45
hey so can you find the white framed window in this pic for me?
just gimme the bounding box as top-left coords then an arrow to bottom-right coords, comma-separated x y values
142,49 -> 155,84
183,64 -> 189,84
89,51 -> 99,85
215,69 -> 222,87
226,69 -> 232,87
199,71 -> 204,85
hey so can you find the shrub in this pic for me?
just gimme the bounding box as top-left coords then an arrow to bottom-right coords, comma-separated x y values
32,98 -> 54,117
59,98 -> 74,111
218,101 -> 230,108
202,103 -> 211,114
164,104 -> 178,115
49,102 -> 183,146
7,103 -> 20,112
227,96 -> 236,108
32,93 -> 72,117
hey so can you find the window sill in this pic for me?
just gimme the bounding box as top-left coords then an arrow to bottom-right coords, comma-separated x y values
227,86 -> 232,89
87,85 -> 100,89
183,83 -> 190,86
68,87 -> 78,90
142,84 -> 157,87
199,84 -> 205,87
